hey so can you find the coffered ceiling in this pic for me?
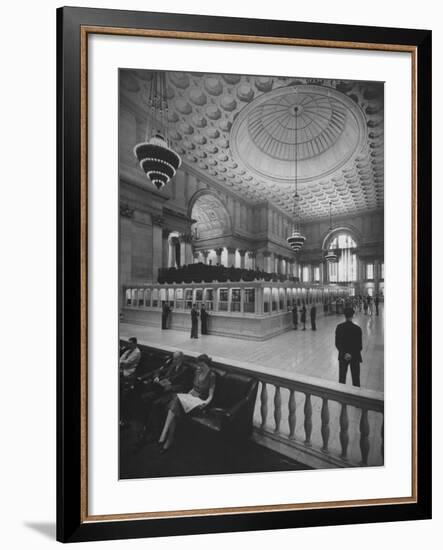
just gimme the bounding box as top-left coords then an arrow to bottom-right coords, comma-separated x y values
121,70 -> 384,222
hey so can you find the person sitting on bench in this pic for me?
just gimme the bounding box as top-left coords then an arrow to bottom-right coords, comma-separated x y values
158,354 -> 216,453
134,351 -> 190,443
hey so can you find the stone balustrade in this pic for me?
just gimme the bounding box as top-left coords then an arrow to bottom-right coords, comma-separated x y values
121,337 -> 384,469
248,368 -> 384,468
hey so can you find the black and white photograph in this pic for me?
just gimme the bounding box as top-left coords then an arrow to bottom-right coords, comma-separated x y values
118,69 -> 384,479
0,0 -> 436,546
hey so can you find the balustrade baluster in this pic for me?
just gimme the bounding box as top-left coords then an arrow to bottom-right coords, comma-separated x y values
339,403 -> 349,459
274,386 -> 281,433
321,398 -> 330,452
288,389 -> 296,439
260,382 -> 268,430
360,408 -> 370,465
304,393 -> 312,446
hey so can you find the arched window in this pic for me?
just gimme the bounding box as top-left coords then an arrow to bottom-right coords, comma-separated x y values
327,232 -> 357,283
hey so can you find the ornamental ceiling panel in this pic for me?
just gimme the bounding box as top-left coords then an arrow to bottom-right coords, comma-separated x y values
122,70 -> 384,222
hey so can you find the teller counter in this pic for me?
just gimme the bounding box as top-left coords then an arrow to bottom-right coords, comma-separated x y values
121,282 -> 350,341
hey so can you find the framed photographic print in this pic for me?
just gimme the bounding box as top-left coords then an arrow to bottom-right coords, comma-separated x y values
57,6 -> 432,543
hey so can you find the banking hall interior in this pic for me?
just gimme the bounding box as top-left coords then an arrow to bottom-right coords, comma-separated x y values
118,70 -> 384,479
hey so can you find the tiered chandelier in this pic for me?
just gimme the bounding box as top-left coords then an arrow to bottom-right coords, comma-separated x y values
324,200 -> 338,263
133,71 -> 181,190
287,102 -> 306,253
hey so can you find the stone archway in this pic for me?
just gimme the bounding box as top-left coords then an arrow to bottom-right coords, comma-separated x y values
321,224 -> 361,251
322,226 -> 361,284
188,190 -> 232,240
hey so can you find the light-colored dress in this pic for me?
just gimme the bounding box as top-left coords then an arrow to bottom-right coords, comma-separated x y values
175,367 -> 216,414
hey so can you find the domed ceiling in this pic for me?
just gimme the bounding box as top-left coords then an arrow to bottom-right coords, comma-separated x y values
231,84 -> 366,184
121,70 -> 384,222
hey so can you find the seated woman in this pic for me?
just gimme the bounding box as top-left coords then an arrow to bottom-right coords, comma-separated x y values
158,354 -> 216,452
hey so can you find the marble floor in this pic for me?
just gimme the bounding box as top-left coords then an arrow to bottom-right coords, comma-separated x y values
121,306 -> 384,392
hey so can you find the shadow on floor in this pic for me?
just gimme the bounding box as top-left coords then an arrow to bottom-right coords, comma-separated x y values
120,423 -> 310,479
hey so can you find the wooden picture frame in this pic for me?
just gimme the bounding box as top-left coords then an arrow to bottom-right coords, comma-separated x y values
57,6 -> 432,542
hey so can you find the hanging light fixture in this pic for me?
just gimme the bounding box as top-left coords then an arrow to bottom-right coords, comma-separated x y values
287,100 -> 306,252
325,200 -> 338,263
133,71 -> 181,190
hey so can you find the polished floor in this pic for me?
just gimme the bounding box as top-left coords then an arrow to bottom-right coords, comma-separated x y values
121,306 -> 384,392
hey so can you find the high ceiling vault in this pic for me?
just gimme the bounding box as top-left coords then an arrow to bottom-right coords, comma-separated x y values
121,70 -> 384,222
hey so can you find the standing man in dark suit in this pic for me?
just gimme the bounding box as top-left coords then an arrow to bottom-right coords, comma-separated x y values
374,294 -> 380,316
200,304 -> 209,335
161,301 -> 171,329
300,305 -> 307,330
190,303 -> 199,338
335,307 -> 363,387
310,305 -> 317,331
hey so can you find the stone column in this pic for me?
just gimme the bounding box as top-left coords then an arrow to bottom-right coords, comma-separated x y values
274,255 -> 279,274
193,251 -> 200,263
152,215 -> 164,282
162,228 -> 169,268
214,247 -> 224,266
183,233 -> 193,266
226,247 -> 236,268
270,253 -> 276,274
201,250 -> 210,265
167,237 -> 174,268
119,206 -> 133,294
179,235 -> 187,267
239,249 -> 246,269
248,250 -> 256,270
263,252 -> 272,273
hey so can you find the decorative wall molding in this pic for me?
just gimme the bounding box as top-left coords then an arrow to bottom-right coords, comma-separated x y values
119,203 -> 134,218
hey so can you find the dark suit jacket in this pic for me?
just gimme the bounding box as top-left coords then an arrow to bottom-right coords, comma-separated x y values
160,360 -> 190,386
200,309 -> 208,321
335,320 -> 363,362
191,309 -> 199,321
